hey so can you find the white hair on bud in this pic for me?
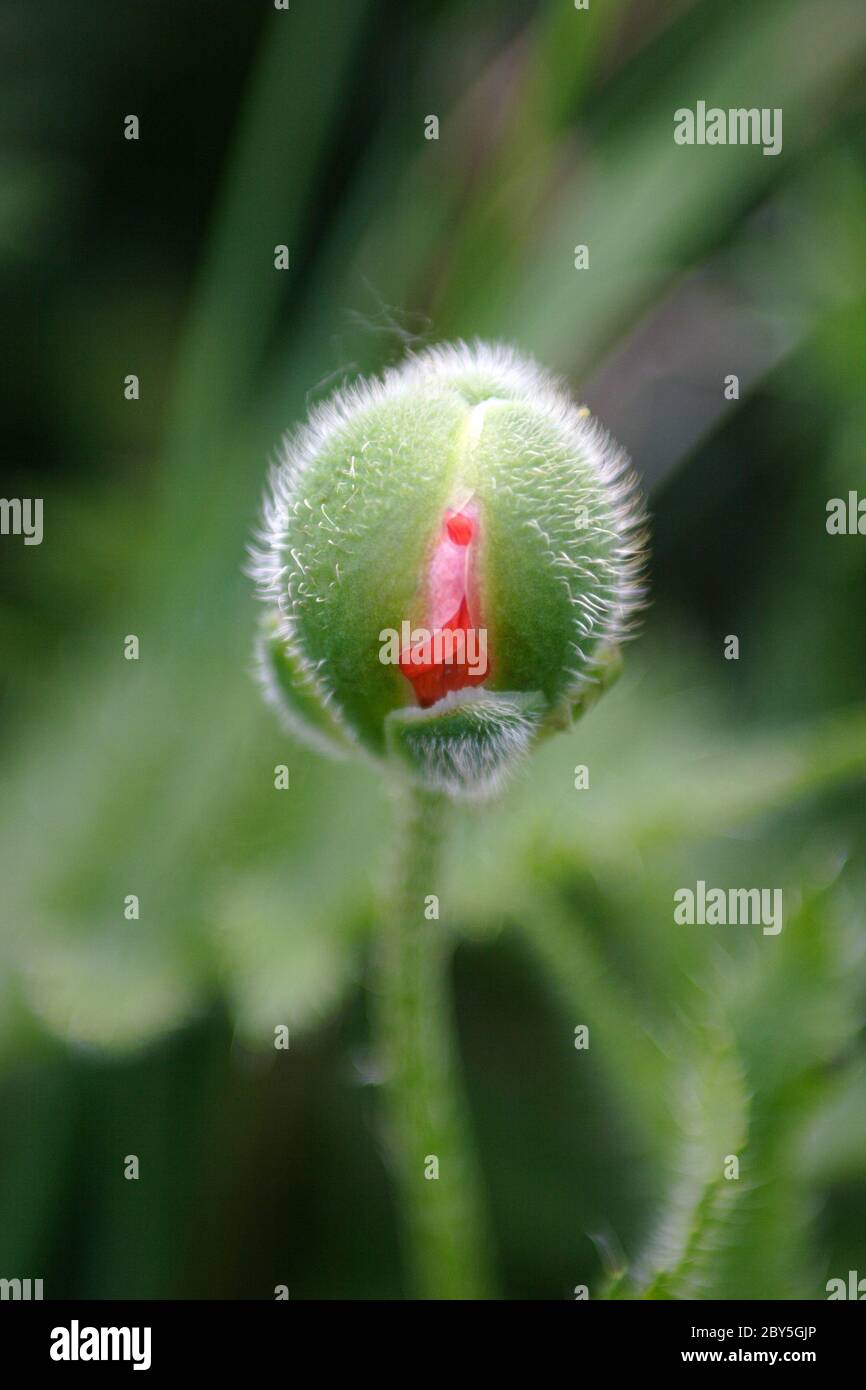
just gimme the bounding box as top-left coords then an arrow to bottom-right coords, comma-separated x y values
251,627 -> 355,761
387,689 -> 542,801
249,339 -> 647,758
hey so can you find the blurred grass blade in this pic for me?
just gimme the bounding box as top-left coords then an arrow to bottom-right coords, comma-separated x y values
156,0 -> 372,582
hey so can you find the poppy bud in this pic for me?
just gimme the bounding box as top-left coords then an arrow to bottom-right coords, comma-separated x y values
252,341 -> 646,798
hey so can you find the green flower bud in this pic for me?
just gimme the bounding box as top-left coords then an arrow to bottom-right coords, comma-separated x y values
252,341 -> 647,798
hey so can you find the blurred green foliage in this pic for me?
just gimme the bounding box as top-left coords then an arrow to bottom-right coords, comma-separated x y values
1,0 -> 865,1298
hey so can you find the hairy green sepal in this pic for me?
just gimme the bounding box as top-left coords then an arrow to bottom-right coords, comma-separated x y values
385,688 -> 547,799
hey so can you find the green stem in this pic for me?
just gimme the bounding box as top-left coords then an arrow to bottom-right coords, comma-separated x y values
374,784 -> 492,1299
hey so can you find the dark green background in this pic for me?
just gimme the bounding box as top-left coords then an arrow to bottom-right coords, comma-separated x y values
1,0 -> 864,1298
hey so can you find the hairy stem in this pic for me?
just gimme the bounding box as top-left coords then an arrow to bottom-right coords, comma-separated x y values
374,784 -> 492,1299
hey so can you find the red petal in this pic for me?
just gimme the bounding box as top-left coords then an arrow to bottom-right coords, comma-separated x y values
445,511 -> 474,546
399,506 -> 489,708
